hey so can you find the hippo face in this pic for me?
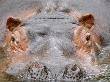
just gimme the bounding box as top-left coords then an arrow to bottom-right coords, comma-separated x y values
3,12 -> 86,81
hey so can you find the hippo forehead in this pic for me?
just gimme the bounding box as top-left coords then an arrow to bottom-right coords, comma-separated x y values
24,12 -> 77,57
25,12 -> 76,34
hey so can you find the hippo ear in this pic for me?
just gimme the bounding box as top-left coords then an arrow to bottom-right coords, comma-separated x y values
6,17 -> 22,31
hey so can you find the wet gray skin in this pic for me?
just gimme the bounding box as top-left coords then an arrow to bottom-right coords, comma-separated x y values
0,0 -> 110,82
5,12 -> 86,82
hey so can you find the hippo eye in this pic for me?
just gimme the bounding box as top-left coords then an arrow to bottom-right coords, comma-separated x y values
11,36 -> 16,42
86,35 -> 91,41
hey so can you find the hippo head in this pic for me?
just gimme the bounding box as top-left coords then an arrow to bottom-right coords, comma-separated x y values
3,12 -> 87,82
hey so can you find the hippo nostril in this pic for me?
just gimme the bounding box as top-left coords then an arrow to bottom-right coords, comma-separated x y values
86,35 -> 91,41
71,64 -> 77,71
43,66 -> 48,74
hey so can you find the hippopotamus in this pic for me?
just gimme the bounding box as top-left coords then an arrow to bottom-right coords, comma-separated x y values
2,8 -> 109,82
1,0 -> 110,82
2,12 -> 87,82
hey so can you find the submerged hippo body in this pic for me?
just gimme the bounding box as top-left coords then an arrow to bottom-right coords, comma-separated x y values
4,12 -> 86,81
